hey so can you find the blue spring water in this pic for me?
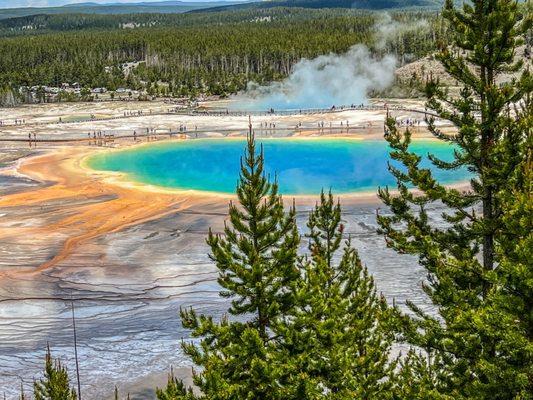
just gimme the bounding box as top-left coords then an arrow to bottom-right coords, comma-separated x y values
87,138 -> 469,195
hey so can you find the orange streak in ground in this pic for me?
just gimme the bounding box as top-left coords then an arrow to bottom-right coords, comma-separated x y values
0,146 -> 212,275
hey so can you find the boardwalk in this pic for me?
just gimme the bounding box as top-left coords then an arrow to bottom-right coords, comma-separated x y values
0,103 -> 439,129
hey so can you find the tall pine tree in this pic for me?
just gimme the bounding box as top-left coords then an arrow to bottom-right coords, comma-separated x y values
480,101 -> 532,398
165,126 -> 300,399
273,191 -> 397,399
377,0 -> 532,398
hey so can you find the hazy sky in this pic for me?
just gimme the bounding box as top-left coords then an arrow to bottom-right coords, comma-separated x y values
1,0 -> 236,8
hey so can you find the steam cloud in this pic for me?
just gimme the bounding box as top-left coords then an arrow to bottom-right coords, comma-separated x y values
231,46 -> 396,110
230,13 -> 429,111
373,12 -> 430,50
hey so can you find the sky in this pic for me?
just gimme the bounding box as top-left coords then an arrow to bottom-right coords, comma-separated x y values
0,0 -> 237,8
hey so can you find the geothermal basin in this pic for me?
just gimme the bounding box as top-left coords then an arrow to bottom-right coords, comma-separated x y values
88,138 -> 468,194
0,100 -> 464,399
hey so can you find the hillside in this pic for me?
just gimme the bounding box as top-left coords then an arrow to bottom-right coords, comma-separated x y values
195,0 -> 444,13
0,1 -> 246,20
0,0 -> 447,20
395,44 -> 532,89
0,6 -> 440,36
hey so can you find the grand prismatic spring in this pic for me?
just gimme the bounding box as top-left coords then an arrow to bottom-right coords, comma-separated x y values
87,138 -> 469,194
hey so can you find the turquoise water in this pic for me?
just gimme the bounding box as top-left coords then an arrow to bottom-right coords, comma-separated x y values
88,139 -> 469,195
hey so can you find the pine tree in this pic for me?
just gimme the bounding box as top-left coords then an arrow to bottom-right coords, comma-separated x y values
156,370 -> 195,400
274,191 -> 397,399
377,0 -> 531,398
33,345 -> 77,400
391,350 -> 450,400
204,126 -> 300,339
167,127 -> 300,399
479,104 -> 532,398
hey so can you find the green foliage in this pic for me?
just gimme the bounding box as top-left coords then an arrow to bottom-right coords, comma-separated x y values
391,350 -> 451,400
156,370 -> 195,400
159,135 -> 399,398
197,0 -> 443,13
273,191 -> 398,399
33,346 -> 77,400
175,129 -> 299,399
481,105 -> 532,399
206,130 -> 300,336
377,0 -> 532,398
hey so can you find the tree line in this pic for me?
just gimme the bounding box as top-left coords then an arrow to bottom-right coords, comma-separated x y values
0,8 -> 386,35
0,9 -> 444,101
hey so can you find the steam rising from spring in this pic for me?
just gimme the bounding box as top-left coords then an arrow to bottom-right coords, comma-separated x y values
231,45 -> 396,110
230,13 -> 430,111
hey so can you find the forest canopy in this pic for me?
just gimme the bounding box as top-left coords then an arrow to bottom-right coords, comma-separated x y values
0,9 -> 443,99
